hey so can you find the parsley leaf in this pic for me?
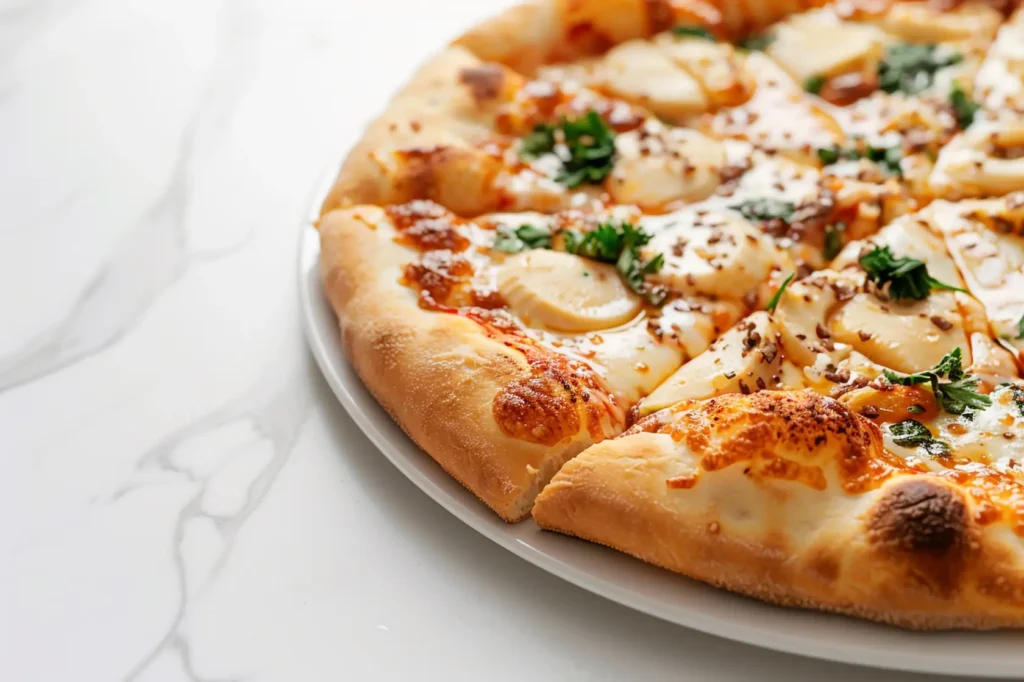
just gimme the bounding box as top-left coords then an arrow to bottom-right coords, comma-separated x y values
888,419 -> 951,456
564,221 -> 667,304
804,74 -> 826,95
1011,385 -> 1024,418
816,143 -> 903,176
493,224 -> 552,253
732,198 -> 795,223
883,347 -> 992,416
824,223 -> 845,260
949,82 -> 979,130
878,43 -> 962,95
859,245 -> 966,300
519,123 -> 557,159
1018,313 -> 1024,339
517,111 -> 617,187
738,33 -> 774,51
672,25 -> 716,40
766,272 -> 795,313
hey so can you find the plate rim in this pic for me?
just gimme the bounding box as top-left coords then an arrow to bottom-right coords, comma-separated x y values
300,198 -> 1024,680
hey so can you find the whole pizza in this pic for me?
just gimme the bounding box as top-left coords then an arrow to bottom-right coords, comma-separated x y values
318,0 -> 1024,630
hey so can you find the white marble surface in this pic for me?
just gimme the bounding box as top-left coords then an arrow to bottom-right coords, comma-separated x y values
0,1 -> 1001,680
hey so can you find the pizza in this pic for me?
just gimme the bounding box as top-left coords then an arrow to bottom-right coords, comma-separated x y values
317,0 -> 1024,629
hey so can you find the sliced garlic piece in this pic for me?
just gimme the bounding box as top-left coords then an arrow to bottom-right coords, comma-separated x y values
497,250 -> 641,332
598,40 -> 708,118
608,122 -> 726,209
767,10 -> 884,82
640,312 -> 782,415
876,2 -> 1003,43
930,115 -> 1024,199
654,34 -> 755,107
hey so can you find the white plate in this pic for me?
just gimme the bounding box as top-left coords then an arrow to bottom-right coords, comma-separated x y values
299,198 -> 1024,679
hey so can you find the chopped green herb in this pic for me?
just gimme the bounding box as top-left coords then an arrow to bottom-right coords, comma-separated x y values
738,33 -> 774,51
949,82 -> 979,130
565,221 -> 667,304
824,223 -> 845,260
884,347 -> 992,416
817,146 -> 842,165
518,111 -> 617,188
804,74 -> 826,95
519,123 -> 557,159
766,272 -> 795,313
1017,312 -> 1024,339
907,404 -> 925,414
888,419 -> 951,456
859,245 -> 966,300
816,143 -> 903,176
732,198 -> 795,223
672,25 -> 716,41
493,224 -> 552,253
878,43 -> 963,95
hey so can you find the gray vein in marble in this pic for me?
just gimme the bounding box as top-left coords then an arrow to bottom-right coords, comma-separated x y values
0,0 -> 266,393
118,348 -> 317,682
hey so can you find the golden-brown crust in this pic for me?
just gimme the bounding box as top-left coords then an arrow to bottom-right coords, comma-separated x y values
533,391 -> 1024,629
319,206 -> 619,522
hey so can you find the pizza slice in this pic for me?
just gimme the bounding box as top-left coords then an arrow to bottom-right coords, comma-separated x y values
534,203 -> 1024,628
319,197 -> 796,520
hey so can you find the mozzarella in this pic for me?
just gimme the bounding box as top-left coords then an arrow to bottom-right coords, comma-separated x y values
572,320 -> 685,404
830,291 -> 969,374
608,122 -> 726,209
496,250 -> 641,332
654,33 -> 755,107
974,12 -> 1024,111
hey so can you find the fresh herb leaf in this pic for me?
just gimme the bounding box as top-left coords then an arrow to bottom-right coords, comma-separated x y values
878,43 -> 963,95
859,245 -> 966,300
738,33 -> 774,51
817,143 -> 902,176
766,272 -> 795,313
883,347 -> 992,416
672,25 -> 716,40
824,222 -> 845,260
732,198 -> 795,223
519,123 -> 556,159
1016,312 -> 1024,339
907,404 -> 925,414
557,111 -> 617,188
817,146 -> 842,165
493,224 -> 552,253
949,82 -> 979,130
565,221 -> 666,305
888,419 -> 951,456
804,74 -> 826,95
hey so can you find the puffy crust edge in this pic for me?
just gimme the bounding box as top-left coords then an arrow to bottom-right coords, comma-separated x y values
533,392 -> 1024,629
319,207 -> 602,522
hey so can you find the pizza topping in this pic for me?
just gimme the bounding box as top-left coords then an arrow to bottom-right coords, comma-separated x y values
766,272 -> 795,313
519,110 -> 617,188
732,197 -> 795,224
949,82 -> 980,130
877,43 -> 962,95
563,221 -> 667,304
883,347 -> 993,415
817,143 -> 903,176
737,33 -> 774,51
493,224 -> 551,253
887,419 -> 952,456
859,245 -> 966,300
671,26 -> 716,41
824,223 -> 845,259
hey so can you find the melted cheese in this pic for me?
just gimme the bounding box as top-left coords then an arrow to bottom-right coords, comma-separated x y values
874,1 -> 1003,43
608,121 -> 726,209
930,113 -> 1024,200
640,312 -> 783,414
974,10 -> 1024,111
642,208 -> 791,301
653,33 -> 755,108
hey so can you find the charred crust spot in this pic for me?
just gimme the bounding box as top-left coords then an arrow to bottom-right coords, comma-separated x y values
869,479 -> 967,556
493,373 -> 581,446
459,64 -> 506,101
